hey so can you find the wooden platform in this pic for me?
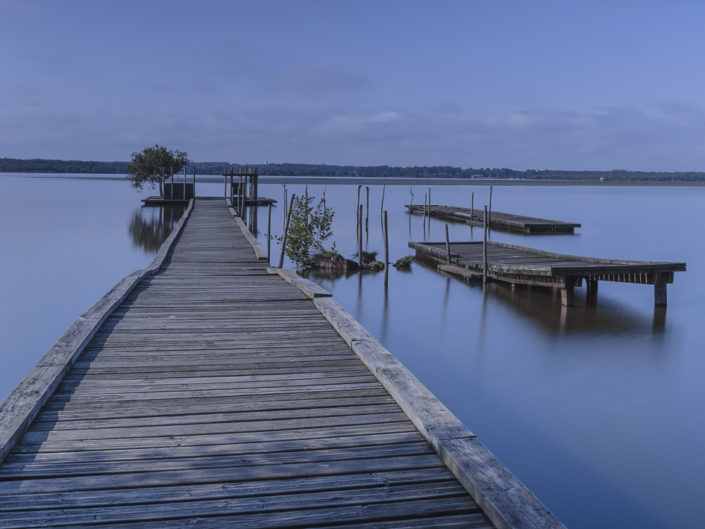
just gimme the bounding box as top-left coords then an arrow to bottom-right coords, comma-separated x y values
406,204 -> 580,234
410,240 -> 686,306
0,199 -> 565,529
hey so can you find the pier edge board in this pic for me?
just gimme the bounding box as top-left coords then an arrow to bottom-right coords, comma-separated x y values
0,199 -> 194,464
264,259 -> 565,529
226,199 -> 268,261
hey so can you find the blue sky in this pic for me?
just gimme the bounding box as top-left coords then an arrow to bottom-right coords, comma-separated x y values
2,0 -> 705,170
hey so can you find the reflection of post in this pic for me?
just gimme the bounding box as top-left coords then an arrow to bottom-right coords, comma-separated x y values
652,306 -> 666,332
279,194 -> 296,268
483,205 -> 488,288
560,278 -> 575,306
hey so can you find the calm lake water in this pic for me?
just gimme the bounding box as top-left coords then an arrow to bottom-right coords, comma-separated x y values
2,173 -> 704,529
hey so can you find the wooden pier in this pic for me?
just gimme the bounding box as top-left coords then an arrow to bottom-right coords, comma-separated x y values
410,240 -> 685,306
0,199 -> 563,528
406,204 -> 581,234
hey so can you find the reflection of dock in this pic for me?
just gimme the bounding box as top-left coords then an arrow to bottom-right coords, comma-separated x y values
410,240 -> 686,306
406,204 -> 580,234
0,199 -> 564,528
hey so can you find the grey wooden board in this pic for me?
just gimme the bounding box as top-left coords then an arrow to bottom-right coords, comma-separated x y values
411,240 -> 685,283
1,199 -> 493,528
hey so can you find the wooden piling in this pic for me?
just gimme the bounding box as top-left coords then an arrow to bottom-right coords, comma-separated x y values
384,210 -> 389,268
445,224 -> 451,264
365,186 -> 370,235
380,184 -> 386,225
283,185 -> 288,231
586,279 -> 598,305
238,174 -> 243,218
267,203 -> 272,265
278,193 -> 296,268
192,167 -> 196,197
655,282 -> 668,306
471,192 -> 474,219
384,210 -> 389,287
358,204 -> 363,269
483,205 -> 488,287
489,185 -> 493,225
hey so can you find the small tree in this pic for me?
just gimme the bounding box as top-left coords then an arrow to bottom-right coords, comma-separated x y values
127,144 -> 189,197
277,194 -> 335,269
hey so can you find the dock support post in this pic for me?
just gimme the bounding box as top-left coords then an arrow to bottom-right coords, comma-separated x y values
655,282 -> 668,306
586,279 -> 598,305
193,167 -> 196,198
445,224 -> 451,264
471,191 -> 474,220
483,205 -> 488,287
279,193 -> 295,268
561,279 -> 575,306
223,168 -> 227,199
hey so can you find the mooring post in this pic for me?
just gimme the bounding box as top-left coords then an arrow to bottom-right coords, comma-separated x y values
283,185 -> 288,230
223,168 -> 227,199
358,204 -> 363,269
489,185 -> 493,226
183,167 -> 187,201
384,210 -> 389,287
482,209 -> 488,277
192,167 -> 196,198
238,174 -> 243,218
365,186 -> 370,236
267,203 -> 272,265
279,193 -> 296,268
383,210 -> 389,267
380,184 -> 386,226
445,224 -> 451,264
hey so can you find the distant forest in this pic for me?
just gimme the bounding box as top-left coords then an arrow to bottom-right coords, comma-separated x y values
2,157 -> 705,182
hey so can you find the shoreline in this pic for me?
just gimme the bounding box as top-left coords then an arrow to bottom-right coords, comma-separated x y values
4,172 -> 705,187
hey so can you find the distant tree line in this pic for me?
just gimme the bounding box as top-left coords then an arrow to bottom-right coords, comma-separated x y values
2,157 -> 705,182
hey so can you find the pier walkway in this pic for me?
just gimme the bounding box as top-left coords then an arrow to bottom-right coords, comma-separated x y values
0,199 -> 563,528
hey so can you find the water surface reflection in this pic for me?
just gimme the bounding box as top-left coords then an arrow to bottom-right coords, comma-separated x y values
128,205 -> 186,253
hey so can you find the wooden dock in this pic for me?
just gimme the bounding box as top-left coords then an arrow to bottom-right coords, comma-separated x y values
0,198 -> 564,529
410,240 -> 685,306
406,204 -> 581,234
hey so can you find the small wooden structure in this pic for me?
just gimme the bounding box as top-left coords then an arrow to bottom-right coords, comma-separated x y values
410,240 -> 686,306
142,169 -> 196,206
406,204 -> 580,234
